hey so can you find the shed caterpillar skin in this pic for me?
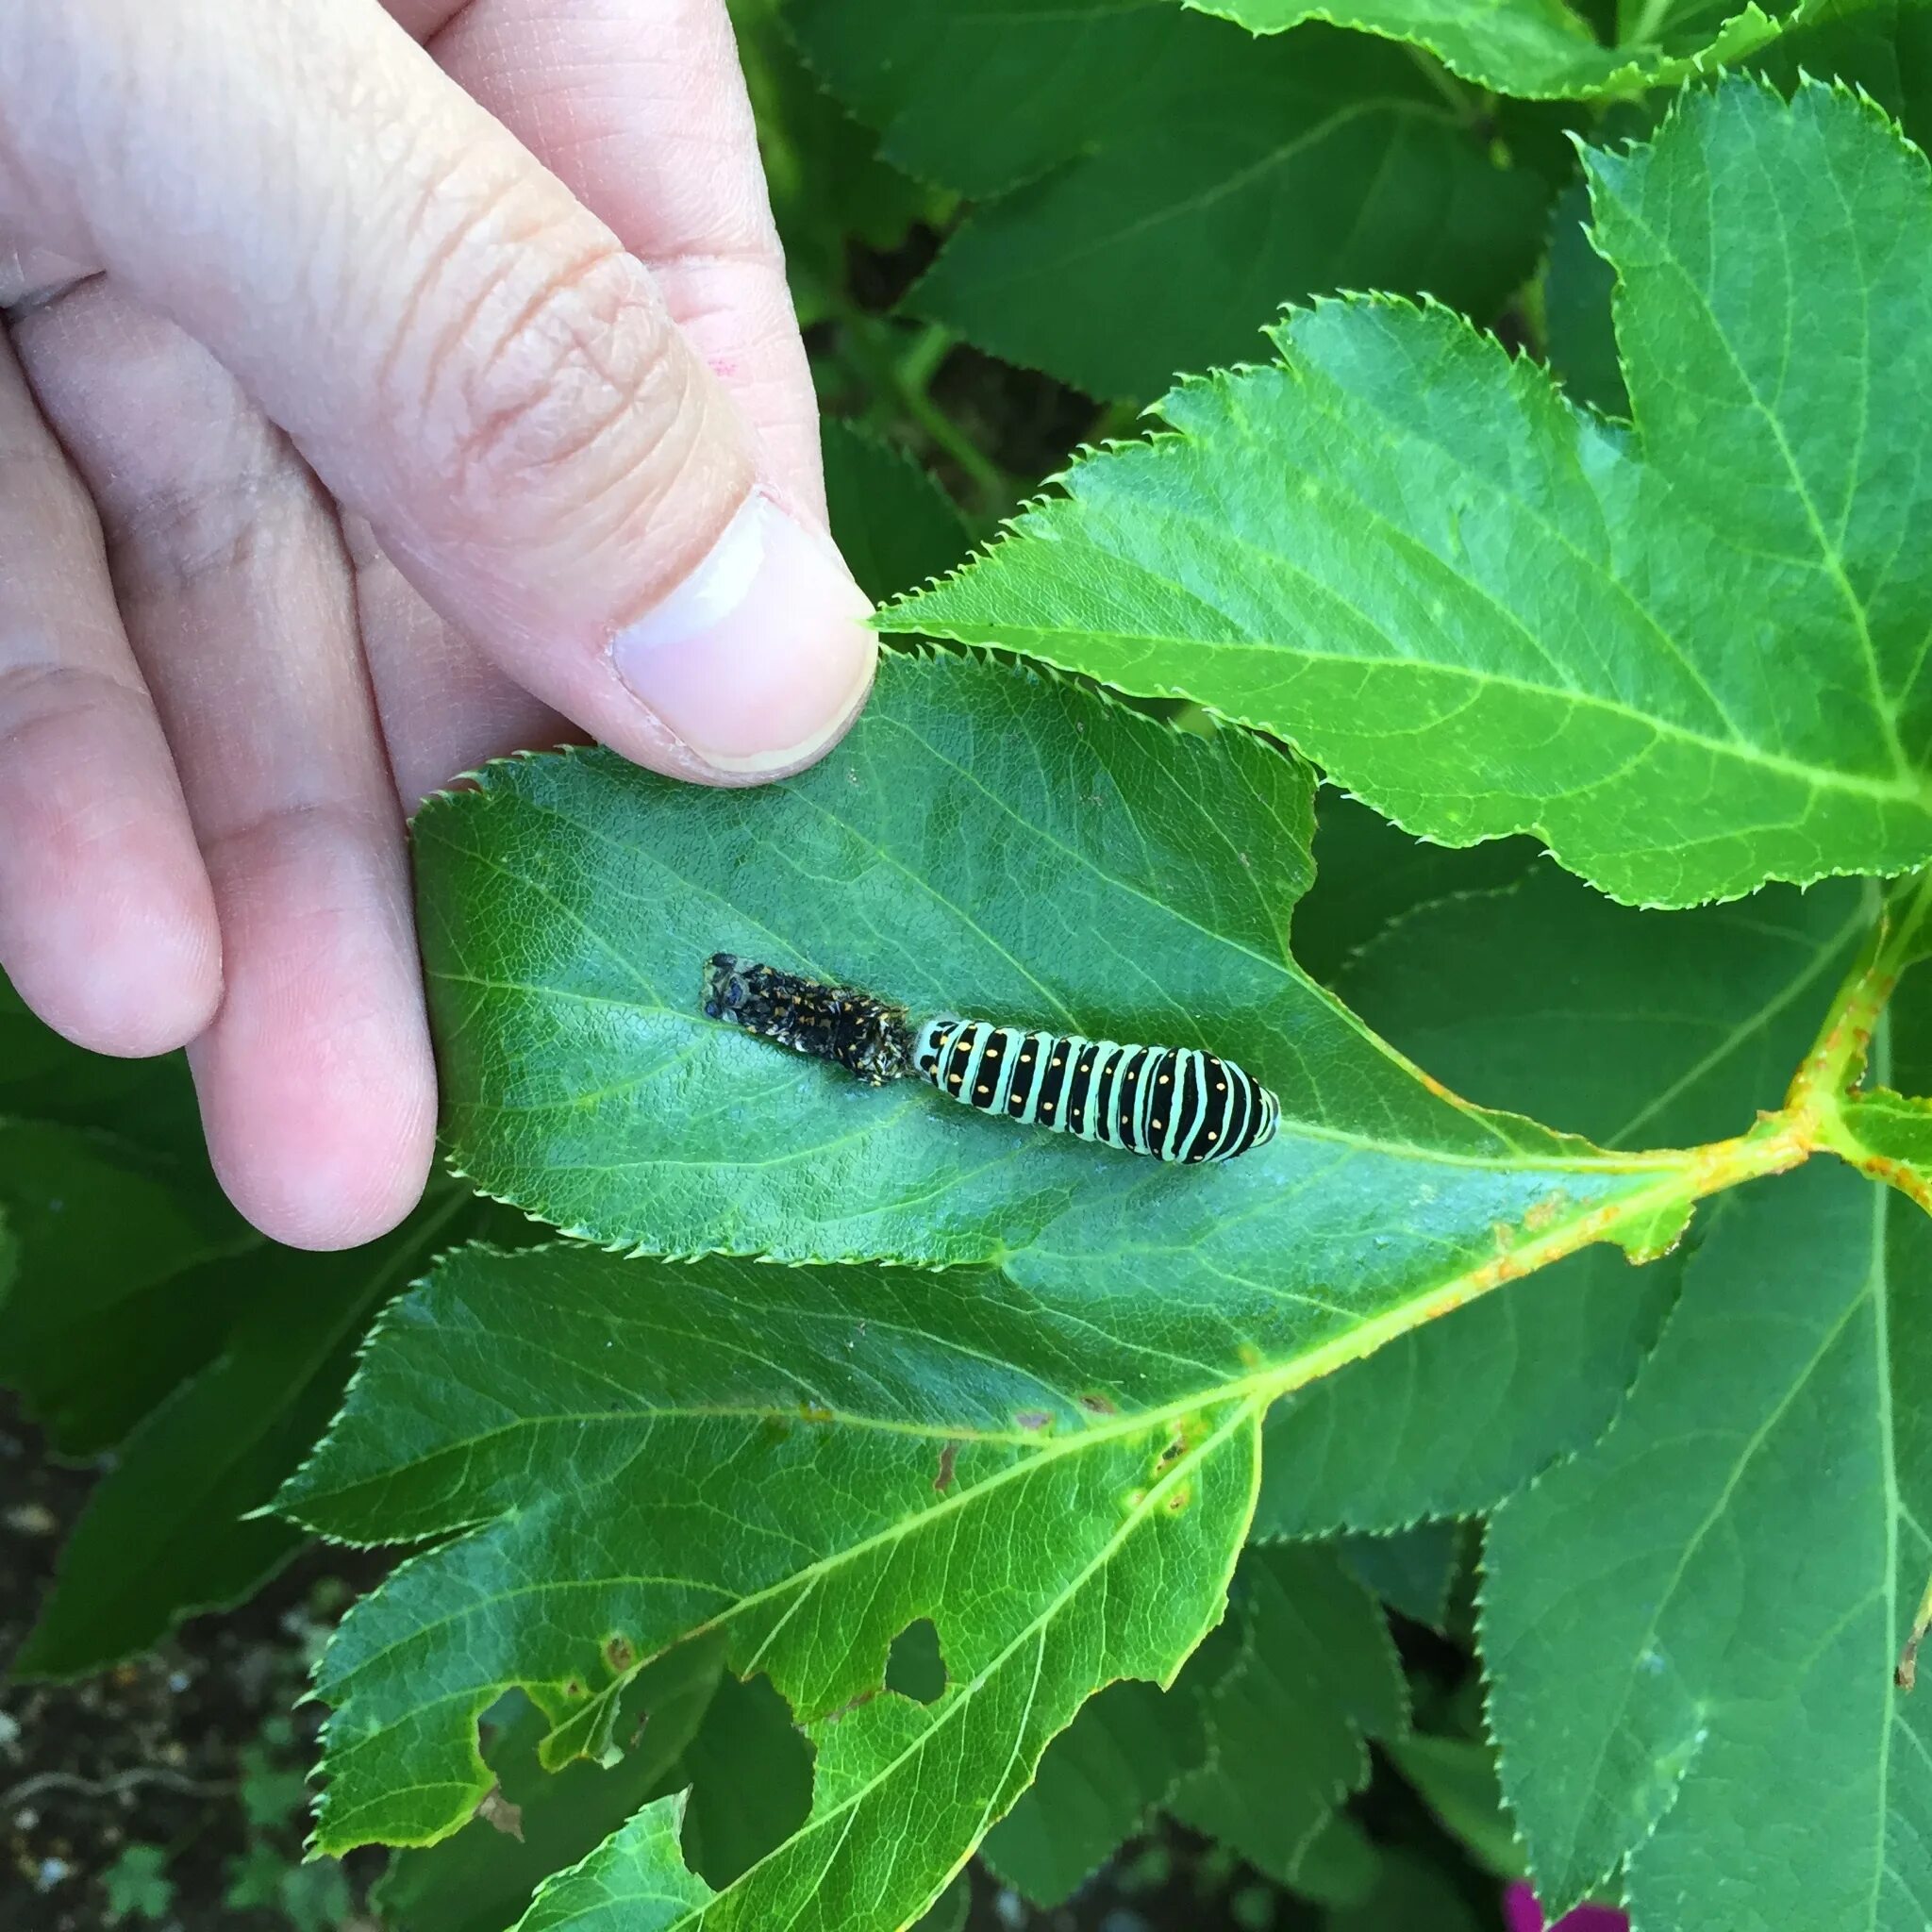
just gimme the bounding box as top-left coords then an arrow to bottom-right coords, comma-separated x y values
702,955 -> 1278,1163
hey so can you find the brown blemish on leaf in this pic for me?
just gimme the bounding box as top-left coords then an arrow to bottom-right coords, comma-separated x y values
564,1679 -> 584,1699
475,1783 -> 525,1841
605,1636 -> 635,1673
1077,1392 -> 1119,1415
1164,1483 -> 1193,1513
1858,1152 -> 1932,1213
1015,1409 -> 1054,1433
1898,1574 -> 1932,1690
1523,1191 -> 1570,1232
823,1685 -> 883,1725
934,1441 -> 958,1493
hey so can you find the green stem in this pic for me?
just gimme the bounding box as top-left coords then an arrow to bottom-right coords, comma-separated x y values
1274,865 -> 1932,1400
836,310 -> 1013,515
1788,869 -> 1932,1120
1400,42 -> 1481,125
894,322 -> 954,400
1627,0 -> 1674,47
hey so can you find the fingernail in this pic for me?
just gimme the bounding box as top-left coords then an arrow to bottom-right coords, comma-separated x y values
611,491 -> 876,777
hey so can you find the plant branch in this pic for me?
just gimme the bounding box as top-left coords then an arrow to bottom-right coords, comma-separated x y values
1262,869 -> 1932,1408
834,309 -> 1015,516
0,1767 -> 235,1809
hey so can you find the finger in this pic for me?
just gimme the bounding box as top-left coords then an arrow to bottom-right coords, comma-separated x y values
13,282 -> 435,1248
422,0 -> 825,520
0,328 -> 220,1054
0,1 -> 874,785
340,509 -> 575,809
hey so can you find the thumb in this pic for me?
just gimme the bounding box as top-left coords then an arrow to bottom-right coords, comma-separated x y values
0,0 -> 874,782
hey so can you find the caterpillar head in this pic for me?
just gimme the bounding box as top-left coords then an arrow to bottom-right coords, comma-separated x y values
702,952 -> 753,1022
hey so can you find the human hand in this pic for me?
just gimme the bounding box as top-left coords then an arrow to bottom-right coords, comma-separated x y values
0,2 -> 876,1248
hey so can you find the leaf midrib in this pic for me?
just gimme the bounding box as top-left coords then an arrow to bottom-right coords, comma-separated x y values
671,1395 -> 1261,1932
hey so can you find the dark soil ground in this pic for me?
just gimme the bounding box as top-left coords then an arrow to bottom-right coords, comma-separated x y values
0,1395 -> 391,1932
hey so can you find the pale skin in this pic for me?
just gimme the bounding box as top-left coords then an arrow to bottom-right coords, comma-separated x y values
0,2 -> 879,1249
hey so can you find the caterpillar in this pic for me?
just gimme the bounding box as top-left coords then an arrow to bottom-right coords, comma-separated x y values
702,954 -> 1278,1164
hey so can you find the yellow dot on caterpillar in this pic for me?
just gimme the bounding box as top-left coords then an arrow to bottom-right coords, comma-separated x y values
1052,1058 -> 1064,1068
977,1084 -> 991,1095
949,1074 -> 962,1086
1153,1119 -> 1165,1130
1208,1129 -> 1219,1140
1021,1054 -> 1033,1064
1216,1081 -> 1225,1091
1042,1103 -> 1055,1115
1158,1074 -> 1170,1085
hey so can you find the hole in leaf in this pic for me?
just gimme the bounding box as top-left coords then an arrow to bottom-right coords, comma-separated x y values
884,1619 -> 947,1707
680,1673 -> 813,1888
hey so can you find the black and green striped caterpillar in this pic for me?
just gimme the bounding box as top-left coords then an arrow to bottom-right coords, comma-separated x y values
702,954 -> 1278,1165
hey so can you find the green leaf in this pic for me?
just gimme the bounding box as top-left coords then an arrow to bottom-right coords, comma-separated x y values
1751,0 -> 1932,150
883,83 -> 1932,907
282,1241 -> 1258,1929
224,1842 -> 291,1913
792,2 -> 1547,398
280,1859 -> 355,1932
1290,790 -> 1542,989
1386,1731 -> 1524,1879
1832,1085 -> 1932,1209
728,0 -> 936,326
418,651 -> 1692,1303
0,968 -> 554,1670
1255,867 -> 1864,1537
390,652 -> 1754,1925
1481,1157 -> 1932,1927
979,1674 -> 1209,1905
1168,1544 -> 1407,1884
1327,1847 -> 1490,1932
375,1640 -> 725,1932
1541,180 -> 1628,417
512,1796 -> 715,1932
12,1184 -> 500,1678
821,421 -> 972,607
102,1845 -> 174,1924
1186,0 -> 1787,96
1333,1522 -> 1465,1630
676,1671 -> 815,1886
1283,1810 -> 1382,1907
0,1116 -> 251,1444
0,973 -> 257,1452
1339,871 -> 1866,1151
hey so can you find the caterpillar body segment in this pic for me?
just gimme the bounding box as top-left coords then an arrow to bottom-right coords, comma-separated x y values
914,1016 -> 1277,1163
702,955 -> 1279,1164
